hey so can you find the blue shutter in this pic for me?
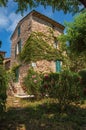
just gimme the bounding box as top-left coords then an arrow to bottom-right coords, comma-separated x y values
56,60 -> 61,72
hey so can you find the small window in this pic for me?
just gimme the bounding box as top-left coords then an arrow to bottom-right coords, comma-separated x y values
18,26 -> 20,36
54,40 -> 58,48
32,62 -> 36,67
15,40 -> 21,57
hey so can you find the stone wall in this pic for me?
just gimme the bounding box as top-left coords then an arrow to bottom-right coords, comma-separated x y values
11,12 -> 63,83
34,60 -> 56,73
19,63 -> 30,83
32,16 -> 63,35
11,14 -> 32,67
31,16 -> 62,73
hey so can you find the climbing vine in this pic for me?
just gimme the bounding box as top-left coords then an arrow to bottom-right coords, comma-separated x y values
19,31 -> 62,63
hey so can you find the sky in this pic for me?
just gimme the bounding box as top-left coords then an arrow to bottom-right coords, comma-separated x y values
0,0 -> 74,58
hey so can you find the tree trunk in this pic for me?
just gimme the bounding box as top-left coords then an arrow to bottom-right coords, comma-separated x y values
79,0 -> 86,7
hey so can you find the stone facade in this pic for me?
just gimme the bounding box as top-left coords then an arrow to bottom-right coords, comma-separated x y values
11,10 -> 64,82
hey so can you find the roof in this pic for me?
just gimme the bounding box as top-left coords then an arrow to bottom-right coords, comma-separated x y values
11,10 -> 65,39
4,57 -> 11,61
0,51 -> 6,54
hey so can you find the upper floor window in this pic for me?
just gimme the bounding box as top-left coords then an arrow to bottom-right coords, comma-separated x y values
18,26 -> 20,36
15,40 -> 21,57
54,39 -> 58,48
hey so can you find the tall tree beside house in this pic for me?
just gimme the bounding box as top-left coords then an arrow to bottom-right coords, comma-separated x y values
58,10 -> 86,72
0,0 -> 85,14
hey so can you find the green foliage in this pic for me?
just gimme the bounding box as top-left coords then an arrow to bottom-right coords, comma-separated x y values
0,62 -> 7,120
62,51 -> 86,72
20,32 -> 61,63
35,0 -> 82,14
0,54 -> 4,64
6,70 -> 16,83
3,97 -> 86,130
55,70 -> 81,109
11,64 -> 20,82
79,69 -> 86,97
0,0 -> 8,6
23,69 -> 82,110
0,0 -> 84,14
41,72 -> 59,97
41,70 -> 82,110
23,68 -> 42,97
59,10 -> 86,55
58,11 -> 86,72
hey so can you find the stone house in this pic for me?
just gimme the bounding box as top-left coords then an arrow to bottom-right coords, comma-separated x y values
11,10 -> 64,84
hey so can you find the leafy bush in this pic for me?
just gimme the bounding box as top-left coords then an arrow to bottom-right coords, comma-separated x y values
54,70 -> 81,110
23,68 -> 42,98
41,70 -> 82,109
79,69 -> 86,97
23,68 -> 82,111
40,72 -> 59,97
0,65 -> 7,120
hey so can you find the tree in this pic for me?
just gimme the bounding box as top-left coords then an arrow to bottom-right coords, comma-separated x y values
58,10 -> 86,71
59,10 -> 86,55
0,0 -> 85,14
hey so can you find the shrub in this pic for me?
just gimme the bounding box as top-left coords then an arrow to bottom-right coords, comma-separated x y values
79,69 -> 86,97
23,68 -> 42,98
55,70 -> 81,110
40,72 -> 59,97
41,70 -> 82,110
0,65 -> 7,120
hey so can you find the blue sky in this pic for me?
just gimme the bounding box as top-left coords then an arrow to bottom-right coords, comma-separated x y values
0,0 -> 74,58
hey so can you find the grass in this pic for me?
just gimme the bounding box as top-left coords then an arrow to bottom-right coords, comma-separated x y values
0,97 -> 86,130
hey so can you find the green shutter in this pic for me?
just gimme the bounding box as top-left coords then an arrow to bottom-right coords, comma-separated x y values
15,67 -> 19,82
56,60 -> 61,72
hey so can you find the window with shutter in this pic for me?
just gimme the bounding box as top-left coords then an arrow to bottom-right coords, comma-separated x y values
18,40 -> 21,53
15,40 -> 21,57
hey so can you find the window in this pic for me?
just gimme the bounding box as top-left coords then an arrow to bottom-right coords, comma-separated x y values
54,39 -> 58,48
32,62 -> 36,67
15,40 -> 21,57
18,26 -> 20,36
56,60 -> 61,72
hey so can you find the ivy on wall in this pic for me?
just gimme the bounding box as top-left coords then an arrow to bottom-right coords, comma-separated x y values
19,31 -> 62,63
